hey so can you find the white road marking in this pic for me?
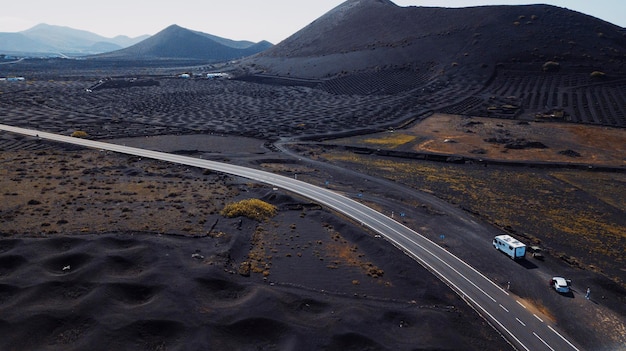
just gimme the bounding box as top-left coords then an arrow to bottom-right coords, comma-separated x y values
534,314 -> 544,323
534,332 -> 555,351
516,318 -> 526,327
516,300 -> 527,309
499,304 -> 509,313
548,326 -> 581,351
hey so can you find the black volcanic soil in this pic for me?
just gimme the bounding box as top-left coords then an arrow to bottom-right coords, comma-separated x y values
2,54 -> 625,145
0,232 -> 499,351
1,130 -> 625,350
1,5 -> 625,347
283,140 -> 626,348
0,147 -> 510,351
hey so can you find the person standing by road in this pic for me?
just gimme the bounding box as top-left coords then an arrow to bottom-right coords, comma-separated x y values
585,287 -> 591,300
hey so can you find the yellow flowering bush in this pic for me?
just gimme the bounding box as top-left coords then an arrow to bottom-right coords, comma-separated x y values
220,199 -> 277,221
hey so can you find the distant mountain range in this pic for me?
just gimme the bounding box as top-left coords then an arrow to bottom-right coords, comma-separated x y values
0,23 -> 273,61
0,23 -> 149,56
2,0 -> 623,71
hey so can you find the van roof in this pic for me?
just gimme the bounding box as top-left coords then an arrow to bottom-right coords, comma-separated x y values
494,234 -> 526,248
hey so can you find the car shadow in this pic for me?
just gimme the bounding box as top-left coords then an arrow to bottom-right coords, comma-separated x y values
517,258 -> 538,269
558,290 -> 575,298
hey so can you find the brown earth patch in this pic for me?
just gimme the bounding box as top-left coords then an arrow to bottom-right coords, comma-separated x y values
0,150 -> 237,236
331,113 -> 626,166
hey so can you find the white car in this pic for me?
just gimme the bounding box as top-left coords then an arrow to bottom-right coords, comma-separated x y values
550,276 -> 571,293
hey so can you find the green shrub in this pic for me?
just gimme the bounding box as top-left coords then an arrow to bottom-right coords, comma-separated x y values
220,198 -> 277,221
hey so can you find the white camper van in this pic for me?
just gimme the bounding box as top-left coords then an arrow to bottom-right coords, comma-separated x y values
493,235 -> 526,260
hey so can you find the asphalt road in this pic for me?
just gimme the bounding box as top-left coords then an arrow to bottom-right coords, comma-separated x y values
0,124 -> 583,351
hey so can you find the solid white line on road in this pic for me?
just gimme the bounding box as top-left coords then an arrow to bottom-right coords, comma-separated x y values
384,243 -> 530,351
421,233 -> 511,295
516,318 -> 526,327
455,286 -> 531,351
516,300 -> 527,309
534,332 -> 555,351
321,197 -> 500,304
368,229 -> 529,351
499,304 -> 509,313
534,314 -> 544,323
549,326 -> 581,351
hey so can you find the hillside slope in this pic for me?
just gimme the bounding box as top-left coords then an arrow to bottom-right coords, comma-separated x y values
236,0 -> 626,127
245,0 -> 625,78
0,32 -> 57,55
94,25 -> 272,61
0,24 -> 147,55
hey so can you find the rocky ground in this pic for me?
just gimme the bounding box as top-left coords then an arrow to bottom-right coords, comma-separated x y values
0,60 -> 624,350
1,127 -> 625,350
0,144 -> 510,351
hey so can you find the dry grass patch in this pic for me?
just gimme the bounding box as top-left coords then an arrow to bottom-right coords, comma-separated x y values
550,172 -> 626,211
70,130 -> 89,138
0,150 -> 237,236
362,133 -> 417,149
245,225 -> 274,276
321,149 -> 626,286
329,114 -> 626,166
324,225 -> 387,281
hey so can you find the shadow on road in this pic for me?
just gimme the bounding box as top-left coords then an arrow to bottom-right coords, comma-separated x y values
517,258 -> 538,270
553,287 -> 575,298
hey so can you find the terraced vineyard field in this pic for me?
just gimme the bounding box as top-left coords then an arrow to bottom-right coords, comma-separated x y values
439,70 -> 626,127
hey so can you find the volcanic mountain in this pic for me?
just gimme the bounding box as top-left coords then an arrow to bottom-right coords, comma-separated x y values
236,0 -> 626,128
242,0 -> 626,79
95,24 -> 273,61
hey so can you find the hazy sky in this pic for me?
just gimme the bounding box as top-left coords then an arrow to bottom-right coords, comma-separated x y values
1,0 -> 624,43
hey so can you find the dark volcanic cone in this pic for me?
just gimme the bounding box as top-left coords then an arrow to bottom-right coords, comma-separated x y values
93,24 -> 272,61
242,0 -> 626,79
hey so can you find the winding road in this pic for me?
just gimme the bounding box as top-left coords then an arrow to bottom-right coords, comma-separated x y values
0,124 -> 583,351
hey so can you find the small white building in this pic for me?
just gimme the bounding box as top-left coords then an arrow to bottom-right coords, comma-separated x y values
206,73 -> 229,79
2,77 -> 25,82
